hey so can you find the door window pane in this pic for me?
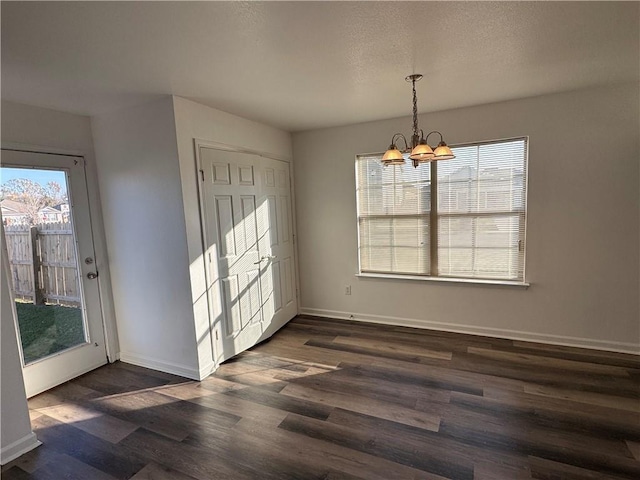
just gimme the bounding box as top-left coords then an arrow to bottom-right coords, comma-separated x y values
1,167 -> 87,364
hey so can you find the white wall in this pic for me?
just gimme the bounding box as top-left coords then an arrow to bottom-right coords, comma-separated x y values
1,228 -> 40,464
90,96 -> 292,380
172,96 -> 292,377
92,97 -> 201,378
293,83 -> 640,353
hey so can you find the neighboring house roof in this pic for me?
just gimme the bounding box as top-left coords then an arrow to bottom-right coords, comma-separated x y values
1,200 -> 67,217
0,199 -> 30,215
52,203 -> 70,212
39,206 -> 61,214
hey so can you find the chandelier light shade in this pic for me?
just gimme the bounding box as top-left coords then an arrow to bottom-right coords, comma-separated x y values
433,141 -> 455,160
381,143 -> 405,165
381,74 -> 455,168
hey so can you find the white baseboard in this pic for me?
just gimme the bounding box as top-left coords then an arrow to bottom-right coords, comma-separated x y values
119,352 -> 200,380
300,307 -> 640,355
197,360 -> 216,381
1,432 -> 41,465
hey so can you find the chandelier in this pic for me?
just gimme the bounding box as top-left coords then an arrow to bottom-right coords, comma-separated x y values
381,74 -> 455,168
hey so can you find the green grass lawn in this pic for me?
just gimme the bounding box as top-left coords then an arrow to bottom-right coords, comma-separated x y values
15,301 -> 85,364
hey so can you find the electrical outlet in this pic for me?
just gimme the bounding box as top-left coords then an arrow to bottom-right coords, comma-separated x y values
344,285 -> 351,295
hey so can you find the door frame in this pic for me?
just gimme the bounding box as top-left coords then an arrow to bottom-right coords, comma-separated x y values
1,142 -> 119,371
193,138 -> 301,370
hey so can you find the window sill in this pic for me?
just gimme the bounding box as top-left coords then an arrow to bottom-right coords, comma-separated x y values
356,272 -> 530,288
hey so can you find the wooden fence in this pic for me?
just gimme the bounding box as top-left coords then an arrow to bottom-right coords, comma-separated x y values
4,222 -> 81,306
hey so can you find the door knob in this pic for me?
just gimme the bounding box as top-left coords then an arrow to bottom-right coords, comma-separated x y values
87,272 -> 99,280
253,255 -> 278,265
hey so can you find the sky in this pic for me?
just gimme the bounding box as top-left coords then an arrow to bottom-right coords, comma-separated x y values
1,167 -> 68,194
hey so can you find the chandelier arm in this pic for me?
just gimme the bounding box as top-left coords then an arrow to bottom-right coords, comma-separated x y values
391,133 -> 409,152
425,130 -> 444,146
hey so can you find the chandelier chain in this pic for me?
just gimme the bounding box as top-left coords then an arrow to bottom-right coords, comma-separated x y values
412,78 -> 419,142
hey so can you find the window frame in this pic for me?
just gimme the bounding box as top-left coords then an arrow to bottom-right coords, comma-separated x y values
355,136 -> 529,286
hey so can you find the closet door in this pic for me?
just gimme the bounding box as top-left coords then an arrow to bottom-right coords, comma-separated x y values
199,147 -> 297,363
257,157 -> 298,338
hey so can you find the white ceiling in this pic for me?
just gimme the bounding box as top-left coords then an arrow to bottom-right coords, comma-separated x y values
2,1 -> 638,132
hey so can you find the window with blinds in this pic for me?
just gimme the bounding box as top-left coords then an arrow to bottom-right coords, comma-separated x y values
356,155 -> 431,275
356,137 -> 528,282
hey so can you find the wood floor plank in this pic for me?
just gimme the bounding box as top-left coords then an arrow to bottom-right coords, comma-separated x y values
457,389 -> 640,441
31,453 -> 118,480
625,441 -> 640,461
326,406 -> 533,479
467,346 -> 632,376
0,466 -> 31,480
130,462 -> 201,480
523,383 -> 640,412
27,382 -> 101,410
224,385 -> 334,420
332,335 -> 453,360
231,416 -> 447,480
450,351 -> 638,398
217,418 -> 388,480
280,382 -> 441,431
186,391 -> 290,427
154,382 -> 217,401
441,403 -> 636,462
198,375 -> 248,393
87,390 -> 194,441
30,414 -> 147,479
439,412 -> 640,478
9,445 -> 64,474
36,402 -> 138,443
118,428 -> 259,480
337,360 -> 487,396
72,365 -> 179,396
291,365 -> 451,408
527,455 -> 633,480
280,411 -> 474,479
473,461 -> 532,479
309,324 -> 497,353
511,340 -> 640,364
306,337 -> 453,365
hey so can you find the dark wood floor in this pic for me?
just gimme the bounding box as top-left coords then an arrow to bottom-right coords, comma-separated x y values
2,315 -> 640,480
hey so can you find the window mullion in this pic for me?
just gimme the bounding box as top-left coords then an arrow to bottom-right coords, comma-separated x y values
430,161 -> 438,276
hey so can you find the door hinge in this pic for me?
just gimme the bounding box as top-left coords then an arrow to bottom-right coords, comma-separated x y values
199,169 -> 205,182
215,330 -> 219,341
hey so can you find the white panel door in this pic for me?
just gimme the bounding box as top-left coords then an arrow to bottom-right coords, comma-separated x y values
200,147 -> 297,364
1,149 -> 107,397
257,157 -> 298,338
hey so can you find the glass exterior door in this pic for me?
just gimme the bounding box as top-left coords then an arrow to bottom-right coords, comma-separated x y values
1,149 -> 107,397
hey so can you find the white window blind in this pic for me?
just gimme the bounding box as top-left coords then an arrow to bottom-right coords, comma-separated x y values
356,154 -> 431,275
437,138 -> 527,280
356,137 -> 528,282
